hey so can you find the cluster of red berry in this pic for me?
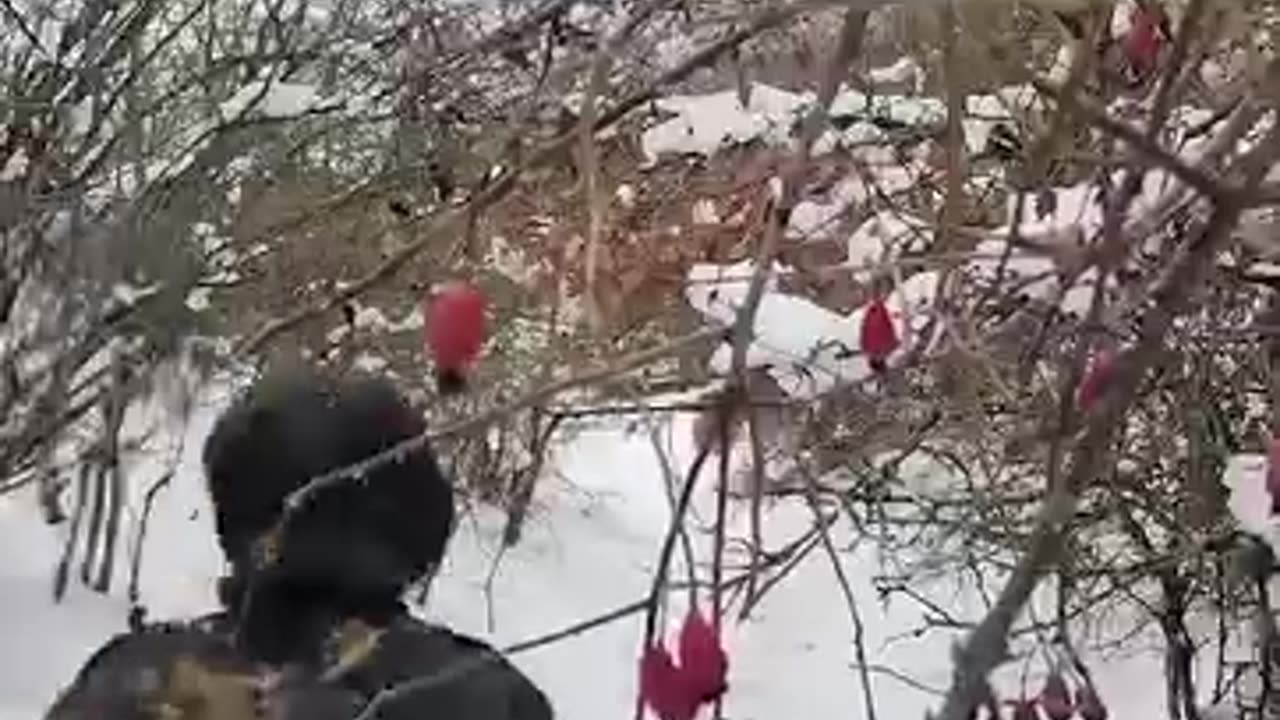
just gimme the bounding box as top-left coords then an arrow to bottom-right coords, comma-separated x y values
638,607 -> 729,720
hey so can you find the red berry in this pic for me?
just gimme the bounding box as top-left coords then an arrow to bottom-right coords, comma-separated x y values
424,281 -> 488,394
859,298 -> 899,372
1076,348 -> 1116,411
639,643 -> 698,720
677,607 -> 728,703
1039,671 -> 1074,720
1124,4 -> 1166,80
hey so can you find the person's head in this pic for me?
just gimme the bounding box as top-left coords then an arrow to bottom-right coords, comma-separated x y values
202,369 -> 454,618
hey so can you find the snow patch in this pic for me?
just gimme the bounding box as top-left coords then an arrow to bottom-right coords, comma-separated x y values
685,258 -> 935,398
1224,453 -> 1279,550
867,57 -> 923,92
220,81 -> 322,120
642,84 -> 807,163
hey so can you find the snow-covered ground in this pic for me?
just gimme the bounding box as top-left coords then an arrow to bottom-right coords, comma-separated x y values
1,370 -> 1210,720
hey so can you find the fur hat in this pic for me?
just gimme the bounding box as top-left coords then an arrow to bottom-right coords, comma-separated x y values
202,369 -> 454,615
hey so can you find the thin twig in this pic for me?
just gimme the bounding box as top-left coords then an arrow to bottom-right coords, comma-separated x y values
480,534 -> 510,633
637,398 -> 697,604
127,470 -> 175,629
735,519 -> 826,618
52,463 -> 91,603
92,355 -> 129,593
799,464 -> 878,720
710,390 -> 733,720
548,399 -> 805,418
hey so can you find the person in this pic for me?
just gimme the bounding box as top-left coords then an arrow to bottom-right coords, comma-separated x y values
45,369 -> 554,719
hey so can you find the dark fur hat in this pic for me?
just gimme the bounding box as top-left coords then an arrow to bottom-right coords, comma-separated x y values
202,369 -> 455,614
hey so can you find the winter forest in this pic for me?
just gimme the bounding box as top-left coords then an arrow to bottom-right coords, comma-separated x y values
5,0 -> 1280,717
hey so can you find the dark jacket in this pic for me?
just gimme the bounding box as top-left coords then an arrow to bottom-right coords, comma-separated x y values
45,610 -> 554,720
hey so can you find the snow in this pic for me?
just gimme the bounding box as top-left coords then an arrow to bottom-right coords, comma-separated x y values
787,178 -> 875,241
615,184 -> 637,208
326,324 -> 352,345
813,120 -> 888,154
0,372 -> 1199,720
1048,44 -> 1075,85
1200,48 -> 1249,95
867,57 -> 923,92
1109,0 -> 1139,38
352,304 -> 394,332
691,198 -> 720,225
642,83 -> 953,164
220,81 -> 323,121
185,287 -> 213,312
639,77 -> 1036,165
845,210 -> 927,269
352,352 -> 389,373
641,84 -> 808,163
1225,453 -> 1280,553
966,93 -> 1015,121
487,236 -> 545,288
111,282 -> 162,307
0,150 -> 28,182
